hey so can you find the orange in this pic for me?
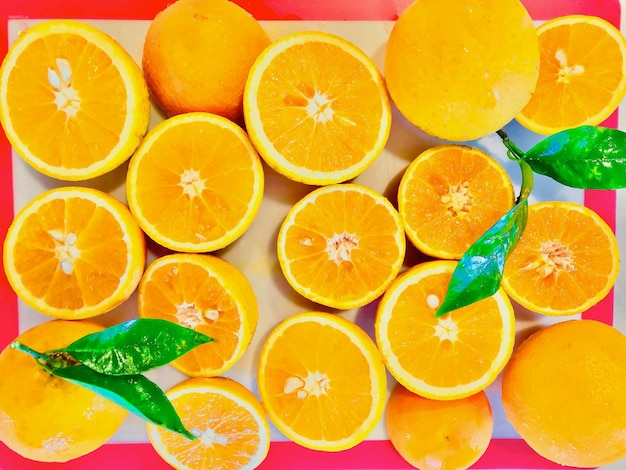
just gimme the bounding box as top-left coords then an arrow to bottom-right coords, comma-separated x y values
126,112 -> 264,253
517,15 -> 626,135
375,260 -> 515,400
142,0 -> 270,121
0,20 -> 149,180
502,319 -> 626,467
386,384 -> 493,470
384,0 -> 539,141
0,320 -> 128,462
276,183 -> 405,310
138,253 -> 258,377
147,376 -> 270,470
257,312 -> 387,451
244,30 -> 391,185
397,144 -> 515,259
3,187 -> 146,319
502,201 -> 620,316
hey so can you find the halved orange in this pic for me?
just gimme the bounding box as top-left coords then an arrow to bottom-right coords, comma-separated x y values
257,311 -> 387,451
0,20 -> 150,180
138,253 -> 258,377
517,15 -> 626,135
3,187 -> 146,319
244,30 -> 391,185
276,183 -> 406,310
126,112 -> 264,253
147,377 -> 270,470
398,144 -> 515,259
375,260 -> 515,400
502,201 -> 620,316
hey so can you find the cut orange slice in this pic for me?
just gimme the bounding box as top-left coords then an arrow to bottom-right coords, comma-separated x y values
257,312 -> 387,451
502,201 -> 620,316
147,377 -> 270,470
375,260 -> 515,400
126,112 -> 264,253
277,183 -> 406,310
3,187 -> 146,319
517,15 -> 626,135
398,144 -> 515,259
244,30 -> 391,185
138,253 -> 258,377
0,20 -> 150,180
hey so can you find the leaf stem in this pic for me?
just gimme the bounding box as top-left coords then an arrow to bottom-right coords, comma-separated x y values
10,340 -> 48,361
497,129 -> 525,160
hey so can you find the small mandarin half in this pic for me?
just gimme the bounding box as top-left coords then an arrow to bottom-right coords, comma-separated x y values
277,183 -> 406,310
244,30 -> 391,184
398,144 -> 514,259
375,260 -> 515,400
257,312 -> 387,451
138,253 -> 258,377
3,187 -> 146,319
126,112 -> 264,253
0,19 -> 149,180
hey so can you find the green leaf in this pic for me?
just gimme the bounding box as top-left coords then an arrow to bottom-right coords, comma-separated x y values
44,363 -> 196,440
53,318 -> 214,375
523,125 -> 626,189
436,160 -> 533,316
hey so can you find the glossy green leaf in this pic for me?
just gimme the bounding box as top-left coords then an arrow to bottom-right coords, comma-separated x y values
44,363 -> 196,440
436,160 -> 533,316
523,125 -> 626,189
54,318 -> 214,375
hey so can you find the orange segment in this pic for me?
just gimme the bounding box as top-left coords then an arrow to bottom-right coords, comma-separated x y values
2,187 -> 146,319
0,20 -> 150,180
517,15 -> 626,134
398,144 -> 514,259
126,112 -> 264,253
502,201 -> 620,316
244,30 -> 391,185
257,312 -> 387,451
277,183 -> 406,310
375,260 -> 515,400
138,253 -> 258,377
147,377 -> 270,470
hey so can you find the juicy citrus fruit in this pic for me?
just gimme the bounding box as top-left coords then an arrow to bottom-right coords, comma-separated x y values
502,319 -> 626,467
147,376 -> 270,470
0,320 -> 128,462
3,187 -> 146,319
257,311 -> 386,451
502,201 -> 620,316
517,15 -> 626,135
384,0 -> 539,141
126,112 -> 264,253
375,260 -> 515,400
277,183 -> 405,309
386,384 -> 493,470
398,144 -> 515,259
138,253 -> 258,377
0,19 -> 149,180
244,30 -> 391,185
142,0 -> 270,121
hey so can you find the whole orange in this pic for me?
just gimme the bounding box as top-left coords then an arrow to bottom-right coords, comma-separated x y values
0,320 -> 128,462
385,383 -> 493,470
384,0 -> 539,141
142,0 -> 270,122
502,319 -> 626,467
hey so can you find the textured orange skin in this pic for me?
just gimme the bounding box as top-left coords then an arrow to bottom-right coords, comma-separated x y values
142,0 -> 270,122
386,383 -> 493,470
0,320 -> 128,462
502,320 -> 626,467
384,0 -> 539,141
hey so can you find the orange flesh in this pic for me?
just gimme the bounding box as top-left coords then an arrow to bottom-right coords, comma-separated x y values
7,33 -> 126,168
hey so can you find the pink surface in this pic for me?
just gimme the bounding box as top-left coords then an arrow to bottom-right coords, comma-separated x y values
0,1 -> 621,468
